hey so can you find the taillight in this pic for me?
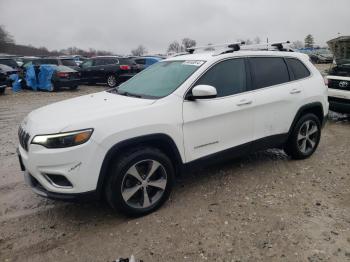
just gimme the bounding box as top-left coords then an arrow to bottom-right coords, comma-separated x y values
57,72 -> 69,78
119,65 -> 130,70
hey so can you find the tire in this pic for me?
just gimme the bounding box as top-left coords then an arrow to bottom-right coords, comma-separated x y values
106,74 -> 118,87
70,85 -> 79,90
105,147 -> 175,216
0,87 -> 5,95
285,113 -> 321,160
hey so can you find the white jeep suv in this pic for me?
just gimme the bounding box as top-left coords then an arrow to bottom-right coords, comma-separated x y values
18,48 -> 328,216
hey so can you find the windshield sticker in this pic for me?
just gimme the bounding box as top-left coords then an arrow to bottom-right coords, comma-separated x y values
182,61 -> 204,66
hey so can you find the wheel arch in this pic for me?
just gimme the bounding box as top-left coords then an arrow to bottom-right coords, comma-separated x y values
96,133 -> 183,196
288,102 -> 325,136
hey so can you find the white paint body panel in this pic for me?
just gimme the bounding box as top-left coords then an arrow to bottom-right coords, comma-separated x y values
18,51 -> 328,194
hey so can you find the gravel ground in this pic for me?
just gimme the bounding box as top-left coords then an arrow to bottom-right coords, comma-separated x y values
0,70 -> 350,261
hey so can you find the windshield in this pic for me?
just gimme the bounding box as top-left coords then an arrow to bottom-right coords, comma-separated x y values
117,60 -> 204,98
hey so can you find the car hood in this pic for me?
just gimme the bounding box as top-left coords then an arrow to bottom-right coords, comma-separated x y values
23,91 -> 156,134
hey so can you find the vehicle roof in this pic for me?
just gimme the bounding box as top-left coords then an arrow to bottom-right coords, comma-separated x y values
166,50 -> 310,62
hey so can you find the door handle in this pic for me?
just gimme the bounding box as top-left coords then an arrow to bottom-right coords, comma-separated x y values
290,89 -> 301,94
237,99 -> 253,106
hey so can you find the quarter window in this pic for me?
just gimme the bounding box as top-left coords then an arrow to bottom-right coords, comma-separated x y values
286,58 -> 310,80
195,58 -> 246,97
250,57 -> 290,89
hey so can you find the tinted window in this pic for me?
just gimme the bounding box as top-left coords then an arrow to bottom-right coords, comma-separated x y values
135,59 -> 146,65
195,58 -> 246,97
61,59 -> 77,66
36,59 -> 59,65
94,59 -> 108,66
0,59 -> 18,68
250,57 -> 290,89
286,58 -> 310,80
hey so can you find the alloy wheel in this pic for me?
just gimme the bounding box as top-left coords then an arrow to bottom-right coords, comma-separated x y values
297,120 -> 319,154
121,160 -> 167,209
107,75 -> 117,87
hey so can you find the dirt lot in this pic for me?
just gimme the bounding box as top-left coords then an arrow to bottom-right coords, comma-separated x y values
1,73 -> 350,261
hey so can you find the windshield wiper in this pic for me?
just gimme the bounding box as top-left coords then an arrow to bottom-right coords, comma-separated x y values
116,90 -> 142,98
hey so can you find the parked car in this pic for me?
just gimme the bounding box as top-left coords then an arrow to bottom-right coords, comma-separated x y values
326,36 -> 350,113
17,48 -> 328,216
79,56 -> 138,87
23,57 -> 80,71
131,56 -> 163,71
309,48 -> 333,64
60,55 -> 87,66
0,57 -> 20,69
0,64 -> 14,95
21,64 -> 80,91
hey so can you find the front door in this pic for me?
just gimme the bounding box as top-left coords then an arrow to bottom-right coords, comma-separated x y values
182,58 -> 254,162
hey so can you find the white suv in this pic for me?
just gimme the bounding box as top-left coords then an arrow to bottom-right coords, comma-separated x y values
18,48 -> 328,216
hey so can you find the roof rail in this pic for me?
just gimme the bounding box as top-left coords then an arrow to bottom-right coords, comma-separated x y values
187,42 -> 245,54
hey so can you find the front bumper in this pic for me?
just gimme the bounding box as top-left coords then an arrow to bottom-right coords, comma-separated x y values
17,136 -> 106,199
328,88 -> 350,113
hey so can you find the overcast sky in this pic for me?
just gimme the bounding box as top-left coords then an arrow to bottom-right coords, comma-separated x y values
0,0 -> 349,54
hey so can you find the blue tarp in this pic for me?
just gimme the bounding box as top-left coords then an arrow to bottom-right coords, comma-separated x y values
38,65 -> 55,91
25,64 -> 56,91
9,74 -> 22,92
25,65 -> 38,90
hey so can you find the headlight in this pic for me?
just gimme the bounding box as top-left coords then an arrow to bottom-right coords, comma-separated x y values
31,129 -> 93,148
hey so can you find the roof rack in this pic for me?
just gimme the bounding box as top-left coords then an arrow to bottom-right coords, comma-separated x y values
184,41 -> 292,56
187,42 -> 245,54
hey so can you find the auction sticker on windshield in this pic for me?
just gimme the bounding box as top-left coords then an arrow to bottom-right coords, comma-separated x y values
182,61 -> 205,66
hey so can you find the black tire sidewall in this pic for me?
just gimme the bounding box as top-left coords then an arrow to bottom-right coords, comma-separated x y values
286,113 -> 321,159
105,148 -> 175,216
106,75 -> 117,87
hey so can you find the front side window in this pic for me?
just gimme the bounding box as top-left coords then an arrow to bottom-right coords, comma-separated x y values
94,59 -> 108,66
250,57 -> 290,89
117,60 -> 204,98
81,60 -> 93,68
195,58 -> 246,97
286,58 -> 310,80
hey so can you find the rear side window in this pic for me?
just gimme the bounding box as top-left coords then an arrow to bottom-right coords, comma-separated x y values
250,57 -> 290,89
195,58 -> 246,97
61,59 -> 77,66
135,59 -> 146,65
286,58 -> 310,80
94,59 -> 108,66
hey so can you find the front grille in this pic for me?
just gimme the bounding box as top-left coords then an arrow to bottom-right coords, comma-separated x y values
328,79 -> 350,91
18,126 -> 30,151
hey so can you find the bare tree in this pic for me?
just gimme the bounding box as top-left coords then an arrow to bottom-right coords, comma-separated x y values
182,38 -> 196,50
131,45 -> 147,56
167,41 -> 182,53
290,40 -> 304,49
254,37 -> 261,44
0,25 -> 14,45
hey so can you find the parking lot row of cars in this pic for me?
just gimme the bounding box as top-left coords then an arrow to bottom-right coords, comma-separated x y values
0,55 -> 164,93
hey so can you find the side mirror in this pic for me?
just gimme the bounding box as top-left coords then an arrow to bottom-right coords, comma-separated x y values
188,85 -> 217,100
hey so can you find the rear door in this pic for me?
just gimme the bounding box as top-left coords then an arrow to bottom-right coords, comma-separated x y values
182,58 -> 254,162
248,56 -> 307,148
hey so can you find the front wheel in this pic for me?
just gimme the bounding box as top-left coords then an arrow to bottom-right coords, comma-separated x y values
285,113 -> 321,159
105,147 -> 175,216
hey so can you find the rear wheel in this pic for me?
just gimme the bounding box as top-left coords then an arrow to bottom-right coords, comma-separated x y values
285,113 -> 321,159
70,85 -> 78,90
105,147 -> 174,216
106,75 -> 118,87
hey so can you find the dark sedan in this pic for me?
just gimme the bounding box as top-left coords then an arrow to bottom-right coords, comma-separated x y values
79,56 -> 138,87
